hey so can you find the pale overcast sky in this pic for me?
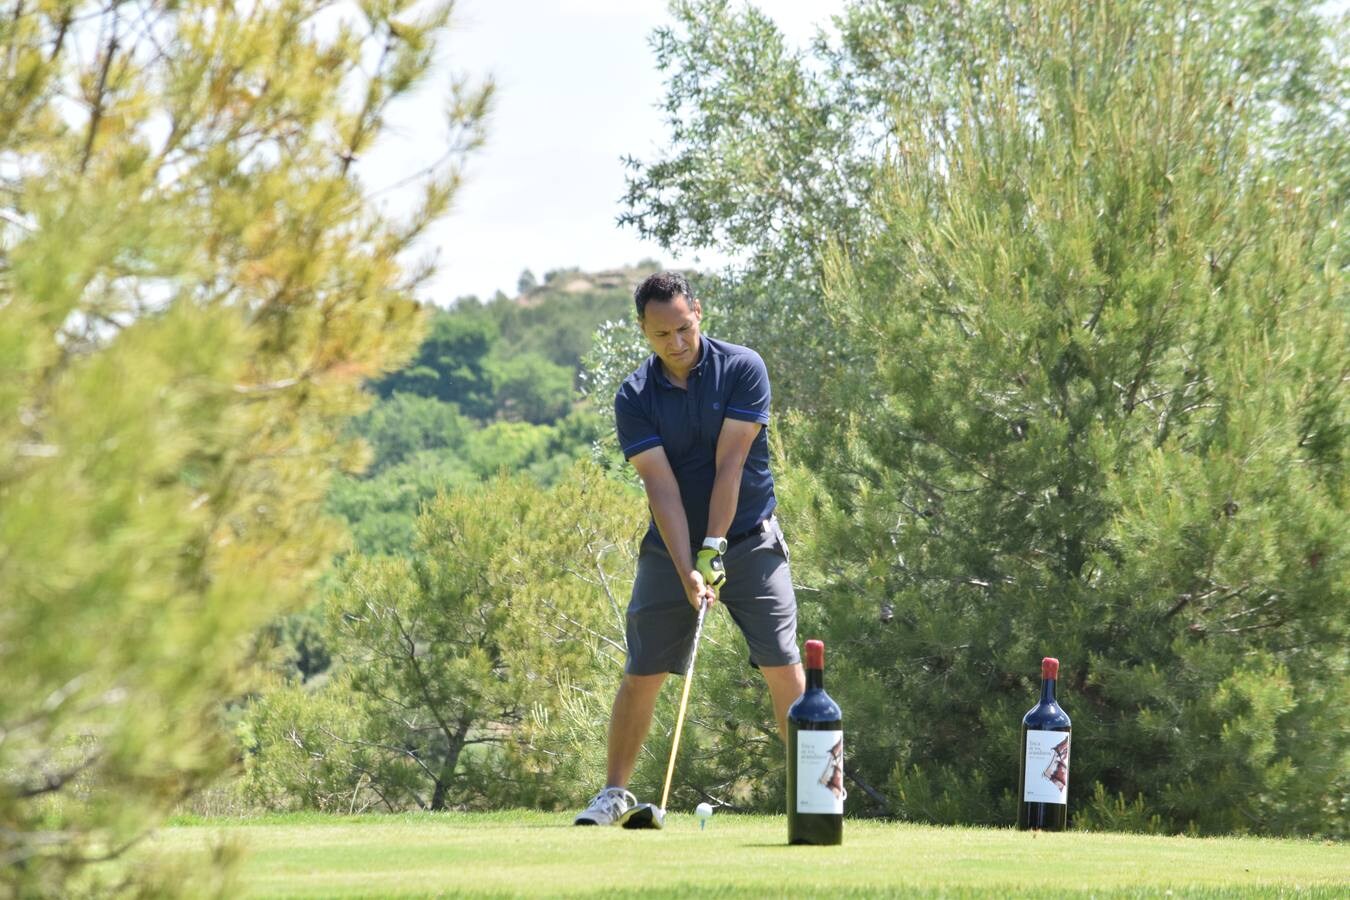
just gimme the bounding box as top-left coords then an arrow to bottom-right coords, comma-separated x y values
359,0 -> 847,306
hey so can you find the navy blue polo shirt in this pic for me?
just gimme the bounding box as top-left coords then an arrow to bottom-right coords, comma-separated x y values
615,336 -> 776,548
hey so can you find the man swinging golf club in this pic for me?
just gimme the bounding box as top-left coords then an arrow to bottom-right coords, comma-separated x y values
574,272 -> 805,827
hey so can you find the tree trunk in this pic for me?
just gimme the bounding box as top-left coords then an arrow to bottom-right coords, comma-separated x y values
429,712 -> 473,811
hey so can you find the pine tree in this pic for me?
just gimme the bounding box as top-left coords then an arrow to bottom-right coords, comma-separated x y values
0,1 -> 489,892
813,0 -> 1346,835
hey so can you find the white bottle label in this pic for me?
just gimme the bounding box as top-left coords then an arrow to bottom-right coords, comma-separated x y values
796,730 -> 844,814
1023,730 -> 1070,804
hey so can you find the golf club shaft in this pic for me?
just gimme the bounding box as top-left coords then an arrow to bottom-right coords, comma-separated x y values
659,598 -> 709,812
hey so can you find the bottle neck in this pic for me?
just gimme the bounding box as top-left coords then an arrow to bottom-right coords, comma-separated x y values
806,666 -> 824,691
1040,677 -> 1057,705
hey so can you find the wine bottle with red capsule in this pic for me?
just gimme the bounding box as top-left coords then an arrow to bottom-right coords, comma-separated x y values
787,639 -> 843,845
1017,656 -> 1072,830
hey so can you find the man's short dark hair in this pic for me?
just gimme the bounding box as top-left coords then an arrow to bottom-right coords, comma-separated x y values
634,271 -> 692,318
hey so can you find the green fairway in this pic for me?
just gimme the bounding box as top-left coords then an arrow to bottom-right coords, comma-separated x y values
147,811 -> 1349,898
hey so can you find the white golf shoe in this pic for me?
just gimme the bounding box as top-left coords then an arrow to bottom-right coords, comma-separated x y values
573,787 -> 637,826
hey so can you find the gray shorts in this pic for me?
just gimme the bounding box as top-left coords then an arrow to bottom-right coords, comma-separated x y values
625,516 -> 800,675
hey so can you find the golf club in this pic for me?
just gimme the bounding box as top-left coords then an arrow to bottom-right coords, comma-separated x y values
619,596 -> 711,830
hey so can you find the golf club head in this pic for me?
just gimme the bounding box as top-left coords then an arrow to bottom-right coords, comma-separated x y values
618,802 -> 665,830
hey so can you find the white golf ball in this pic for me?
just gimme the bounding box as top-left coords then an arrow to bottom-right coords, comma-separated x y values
695,802 -> 713,819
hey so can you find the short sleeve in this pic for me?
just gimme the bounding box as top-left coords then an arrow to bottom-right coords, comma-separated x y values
724,351 -> 771,425
615,383 -> 662,459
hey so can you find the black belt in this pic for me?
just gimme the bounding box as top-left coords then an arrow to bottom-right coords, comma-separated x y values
727,517 -> 773,548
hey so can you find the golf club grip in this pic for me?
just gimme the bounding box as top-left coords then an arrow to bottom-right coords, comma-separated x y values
659,599 -> 708,811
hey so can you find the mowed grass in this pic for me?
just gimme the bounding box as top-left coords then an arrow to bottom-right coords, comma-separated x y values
149,811 -> 1349,899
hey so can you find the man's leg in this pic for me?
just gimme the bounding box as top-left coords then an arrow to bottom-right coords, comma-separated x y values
759,663 -> 806,743
606,672 -> 667,788
719,518 -> 804,744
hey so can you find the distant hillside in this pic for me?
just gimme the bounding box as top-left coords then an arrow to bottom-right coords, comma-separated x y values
334,263 -> 666,558
483,261 -> 663,372
372,261 -> 665,424
512,261 -> 661,306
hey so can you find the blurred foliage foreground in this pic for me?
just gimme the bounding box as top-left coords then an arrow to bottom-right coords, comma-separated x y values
0,0 -> 488,895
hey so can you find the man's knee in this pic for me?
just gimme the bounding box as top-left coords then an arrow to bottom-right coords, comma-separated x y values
610,672 -> 667,732
617,671 -> 667,703
759,662 -> 804,681
759,663 -> 805,696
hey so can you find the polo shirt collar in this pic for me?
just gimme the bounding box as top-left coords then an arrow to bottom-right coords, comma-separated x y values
689,336 -> 716,374
653,336 -> 717,387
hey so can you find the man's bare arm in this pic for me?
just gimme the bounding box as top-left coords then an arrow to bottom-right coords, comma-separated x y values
706,418 -> 762,540
630,445 -> 713,608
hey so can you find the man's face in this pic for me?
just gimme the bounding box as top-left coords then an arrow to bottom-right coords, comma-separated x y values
640,294 -> 702,372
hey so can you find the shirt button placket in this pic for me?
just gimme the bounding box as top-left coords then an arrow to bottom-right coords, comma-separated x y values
687,372 -> 698,441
